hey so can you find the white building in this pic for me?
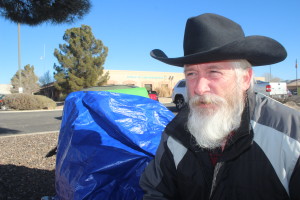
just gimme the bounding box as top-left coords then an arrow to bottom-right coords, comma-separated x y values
104,70 -> 185,91
0,84 -> 12,94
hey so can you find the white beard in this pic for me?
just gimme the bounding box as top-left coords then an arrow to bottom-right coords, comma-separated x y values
187,90 -> 245,149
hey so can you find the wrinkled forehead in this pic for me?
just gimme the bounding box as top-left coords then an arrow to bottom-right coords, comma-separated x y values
184,60 -> 236,72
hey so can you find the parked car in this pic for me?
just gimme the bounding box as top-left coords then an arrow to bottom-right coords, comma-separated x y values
287,90 -> 293,97
253,80 -> 288,101
0,94 -> 5,108
292,90 -> 298,95
171,79 -> 188,110
148,90 -> 159,101
82,85 -> 158,101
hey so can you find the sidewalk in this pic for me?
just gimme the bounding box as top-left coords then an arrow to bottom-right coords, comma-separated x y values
158,97 -> 172,104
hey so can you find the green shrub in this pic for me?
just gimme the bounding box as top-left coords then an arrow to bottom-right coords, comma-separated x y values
3,94 -> 56,110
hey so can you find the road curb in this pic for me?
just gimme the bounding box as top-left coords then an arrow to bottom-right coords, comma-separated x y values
0,108 -> 63,113
0,131 -> 59,138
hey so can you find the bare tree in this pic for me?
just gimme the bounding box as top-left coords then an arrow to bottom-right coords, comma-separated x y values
263,73 -> 282,82
39,70 -> 54,86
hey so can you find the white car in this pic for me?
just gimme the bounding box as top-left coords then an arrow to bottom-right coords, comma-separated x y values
171,79 -> 188,110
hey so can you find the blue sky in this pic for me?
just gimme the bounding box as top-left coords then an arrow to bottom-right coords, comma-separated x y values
1,0 -> 299,84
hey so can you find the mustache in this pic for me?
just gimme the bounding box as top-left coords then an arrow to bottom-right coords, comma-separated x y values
189,94 -> 226,107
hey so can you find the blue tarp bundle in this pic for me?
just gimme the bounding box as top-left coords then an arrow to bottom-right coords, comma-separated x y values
55,91 -> 174,200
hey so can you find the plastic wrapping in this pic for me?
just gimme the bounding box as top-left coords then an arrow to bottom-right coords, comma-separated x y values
55,91 -> 174,200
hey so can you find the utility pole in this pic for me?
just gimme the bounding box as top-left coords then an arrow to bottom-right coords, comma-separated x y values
18,23 -> 23,93
296,59 -> 298,95
269,66 -> 272,82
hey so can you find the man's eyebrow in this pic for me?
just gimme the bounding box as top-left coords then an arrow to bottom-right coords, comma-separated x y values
184,68 -> 196,74
184,63 -> 229,73
184,67 -> 192,73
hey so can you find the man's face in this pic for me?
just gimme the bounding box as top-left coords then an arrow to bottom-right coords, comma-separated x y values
185,60 -> 252,149
184,60 -> 250,109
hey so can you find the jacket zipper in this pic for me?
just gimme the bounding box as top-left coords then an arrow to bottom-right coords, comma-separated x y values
209,162 -> 224,199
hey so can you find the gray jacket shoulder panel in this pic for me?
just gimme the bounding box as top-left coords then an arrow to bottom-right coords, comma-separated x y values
251,93 -> 300,195
167,135 -> 188,169
252,120 -> 300,195
251,93 -> 300,140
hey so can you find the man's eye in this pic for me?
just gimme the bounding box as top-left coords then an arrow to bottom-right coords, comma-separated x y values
208,70 -> 222,78
185,72 -> 197,78
210,70 -> 222,75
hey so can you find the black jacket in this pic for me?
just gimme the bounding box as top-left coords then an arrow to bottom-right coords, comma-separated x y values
140,93 -> 300,200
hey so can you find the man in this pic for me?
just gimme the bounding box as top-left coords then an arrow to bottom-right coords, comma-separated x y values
139,13 -> 300,200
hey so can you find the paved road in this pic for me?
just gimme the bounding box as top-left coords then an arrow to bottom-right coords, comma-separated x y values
164,103 -> 177,113
0,103 -> 177,136
0,110 -> 63,136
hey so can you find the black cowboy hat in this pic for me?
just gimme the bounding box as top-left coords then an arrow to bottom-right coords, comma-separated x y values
151,13 -> 287,67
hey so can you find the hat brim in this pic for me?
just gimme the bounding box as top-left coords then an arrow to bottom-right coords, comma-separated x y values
151,36 -> 287,67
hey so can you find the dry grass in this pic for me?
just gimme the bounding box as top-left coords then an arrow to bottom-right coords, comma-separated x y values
154,86 -> 172,97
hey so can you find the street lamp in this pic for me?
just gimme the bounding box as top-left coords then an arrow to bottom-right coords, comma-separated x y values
18,23 -> 23,93
40,44 -> 46,75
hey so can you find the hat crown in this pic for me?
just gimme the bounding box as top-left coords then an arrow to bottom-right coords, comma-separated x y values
150,13 -> 287,67
184,13 -> 245,56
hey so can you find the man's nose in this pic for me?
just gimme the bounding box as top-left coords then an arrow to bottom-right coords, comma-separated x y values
194,77 -> 210,95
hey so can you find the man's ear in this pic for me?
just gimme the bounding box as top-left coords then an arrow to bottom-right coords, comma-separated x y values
242,68 -> 253,91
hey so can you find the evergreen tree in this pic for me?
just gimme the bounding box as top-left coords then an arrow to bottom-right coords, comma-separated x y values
11,64 -> 40,94
53,25 -> 109,95
0,0 -> 91,25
